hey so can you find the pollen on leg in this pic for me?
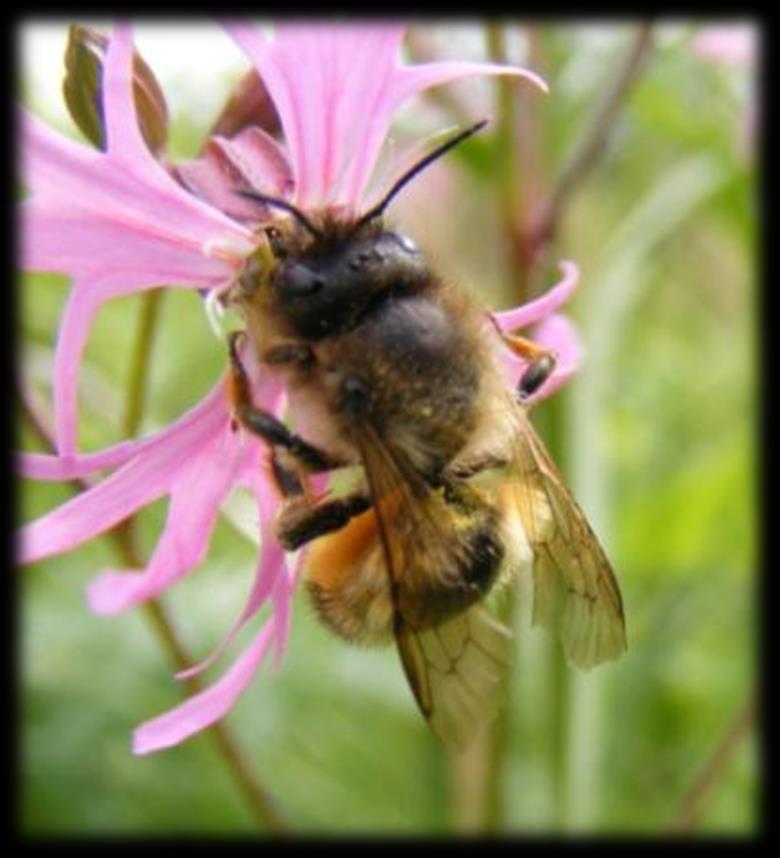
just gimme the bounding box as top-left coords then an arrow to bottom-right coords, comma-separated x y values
305,505 -> 383,590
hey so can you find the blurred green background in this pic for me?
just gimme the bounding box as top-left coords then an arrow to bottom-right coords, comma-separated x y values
19,21 -> 757,835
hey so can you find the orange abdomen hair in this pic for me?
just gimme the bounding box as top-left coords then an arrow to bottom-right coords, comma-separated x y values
303,500 -> 398,644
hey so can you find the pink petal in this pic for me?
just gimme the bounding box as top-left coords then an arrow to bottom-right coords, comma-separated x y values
222,24 -> 298,153
175,388 -> 290,680
175,531 -> 287,681
221,514 -> 285,650
21,110 -> 251,277
19,26 -> 254,290
53,285 -> 107,456
52,276 -> 194,457
100,25 -> 254,244
49,262 -> 232,458
102,23 -> 159,161
496,313 -> 583,405
18,377 -> 227,481
20,200 -> 233,285
18,438 -> 150,482
176,128 -> 293,223
250,469 -> 296,665
338,58 -> 546,205
132,617 -> 276,755
269,555 -> 298,667
226,22 -> 548,208
86,425 -> 247,615
492,261 -> 584,404
493,260 -> 579,332
18,380 -> 229,565
693,26 -> 756,66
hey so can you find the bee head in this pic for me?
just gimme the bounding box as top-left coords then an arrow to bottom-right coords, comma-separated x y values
271,224 -> 429,339
233,119 -> 488,339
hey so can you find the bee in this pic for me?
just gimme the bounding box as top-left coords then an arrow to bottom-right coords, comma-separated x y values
225,121 -> 626,749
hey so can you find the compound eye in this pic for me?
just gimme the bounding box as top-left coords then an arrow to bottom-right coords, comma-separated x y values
265,226 -> 287,258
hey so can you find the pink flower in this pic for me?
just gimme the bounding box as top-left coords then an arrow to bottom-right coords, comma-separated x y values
692,25 -> 756,66
692,24 -> 758,154
19,21 -> 583,754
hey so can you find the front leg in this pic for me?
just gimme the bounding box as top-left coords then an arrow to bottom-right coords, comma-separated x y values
517,353 -> 556,401
499,332 -> 557,401
228,333 -> 371,551
228,331 -> 344,473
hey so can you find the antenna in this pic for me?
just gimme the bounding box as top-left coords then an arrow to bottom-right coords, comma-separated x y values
354,119 -> 489,230
234,190 -> 323,238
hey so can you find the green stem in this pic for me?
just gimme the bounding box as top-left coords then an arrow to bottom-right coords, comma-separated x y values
118,290 -> 288,833
555,293 -> 608,834
128,540 -> 289,834
486,23 -> 531,301
123,289 -> 164,438
533,23 -> 654,251
668,690 -> 757,833
545,25 -> 653,834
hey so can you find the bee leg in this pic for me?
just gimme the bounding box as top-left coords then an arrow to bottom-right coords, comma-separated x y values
265,430 -> 370,550
269,451 -> 305,498
496,332 -> 557,400
276,491 -> 372,551
228,331 -> 343,473
517,353 -> 557,401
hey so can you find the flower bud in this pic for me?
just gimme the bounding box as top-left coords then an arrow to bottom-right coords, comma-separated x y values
62,24 -> 169,155
207,69 -> 281,146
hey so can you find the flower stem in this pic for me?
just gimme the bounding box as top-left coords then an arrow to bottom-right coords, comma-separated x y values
486,23 -> 528,300
532,23 -> 654,250
123,288 -> 164,438
668,690 -> 757,833
561,366 -> 604,832
111,523 -> 289,834
117,288 -> 288,834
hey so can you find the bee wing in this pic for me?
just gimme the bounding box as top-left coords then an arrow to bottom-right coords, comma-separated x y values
509,407 -> 627,668
355,426 -> 513,750
396,605 -> 513,751
354,424 -> 456,590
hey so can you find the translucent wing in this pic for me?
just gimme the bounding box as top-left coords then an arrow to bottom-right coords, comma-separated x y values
510,407 -> 627,668
355,426 -> 514,749
396,605 -> 513,751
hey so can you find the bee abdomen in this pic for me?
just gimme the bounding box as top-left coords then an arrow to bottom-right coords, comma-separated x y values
303,489 -> 505,643
306,576 -> 394,645
303,506 -> 397,645
402,518 -> 504,629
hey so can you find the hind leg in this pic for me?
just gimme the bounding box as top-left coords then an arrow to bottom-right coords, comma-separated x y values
275,481 -> 372,551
